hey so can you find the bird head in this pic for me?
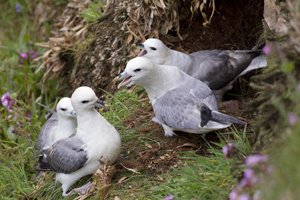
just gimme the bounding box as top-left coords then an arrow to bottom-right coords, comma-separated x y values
56,97 -> 76,118
138,38 -> 169,64
71,86 -> 104,112
118,57 -> 156,89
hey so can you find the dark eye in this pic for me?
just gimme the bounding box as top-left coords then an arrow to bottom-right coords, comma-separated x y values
150,47 -> 157,51
134,68 -> 141,72
138,43 -> 144,48
60,108 -> 67,111
81,100 -> 89,104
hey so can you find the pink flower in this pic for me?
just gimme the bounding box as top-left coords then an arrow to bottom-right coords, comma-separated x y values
229,188 -> 240,200
288,112 -> 297,126
222,143 -> 236,159
165,195 -> 174,200
239,168 -> 258,188
238,194 -> 251,200
262,45 -> 271,55
1,92 -> 16,112
28,49 -> 38,59
18,49 -> 39,64
19,52 -> 28,64
245,154 -> 268,167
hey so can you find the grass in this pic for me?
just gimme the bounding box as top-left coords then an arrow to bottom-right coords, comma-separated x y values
148,151 -> 235,200
80,0 -> 104,23
0,0 -> 65,199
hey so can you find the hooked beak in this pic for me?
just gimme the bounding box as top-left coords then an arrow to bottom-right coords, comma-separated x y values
70,110 -> 76,117
95,99 -> 105,108
117,71 -> 133,89
138,49 -> 147,57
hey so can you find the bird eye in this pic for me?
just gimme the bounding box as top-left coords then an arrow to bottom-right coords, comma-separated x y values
138,43 -> 144,48
81,100 -> 89,104
60,108 -> 67,111
134,68 -> 141,72
150,47 -> 157,51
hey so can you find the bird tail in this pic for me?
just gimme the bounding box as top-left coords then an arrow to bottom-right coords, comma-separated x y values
200,104 -> 245,127
35,153 -> 52,172
239,55 -> 267,76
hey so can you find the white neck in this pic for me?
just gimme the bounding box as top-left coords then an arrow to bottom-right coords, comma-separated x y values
76,108 -> 112,136
142,65 -> 182,103
164,49 -> 192,72
76,109 -> 99,128
56,116 -> 76,137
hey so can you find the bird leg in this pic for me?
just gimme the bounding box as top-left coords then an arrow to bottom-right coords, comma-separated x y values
71,181 -> 93,195
161,124 -> 176,137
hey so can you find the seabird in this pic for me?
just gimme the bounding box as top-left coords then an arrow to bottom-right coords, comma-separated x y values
37,97 -> 76,155
138,38 -> 267,100
39,86 -> 121,196
118,57 -> 245,137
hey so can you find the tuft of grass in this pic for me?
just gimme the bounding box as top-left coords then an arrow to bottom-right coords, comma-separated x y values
106,128 -> 252,200
80,1 -> 104,23
149,150 -> 235,200
101,89 -> 148,143
147,130 -> 252,200
0,1 -> 66,199
0,141 -> 36,199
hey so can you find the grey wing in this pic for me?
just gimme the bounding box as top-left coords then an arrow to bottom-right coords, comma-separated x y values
190,50 -> 261,90
37,112 -> 58,152
153,82 -> 216,130
44,135 -> 88,174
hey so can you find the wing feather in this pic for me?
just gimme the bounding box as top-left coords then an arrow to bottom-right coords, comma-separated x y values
190,50 -> 261,90
37,112 -> 58,152
44,136 -> 88,174
153,82 -> 215,130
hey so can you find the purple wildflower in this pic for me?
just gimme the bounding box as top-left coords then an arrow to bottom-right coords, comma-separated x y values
238,194 -> 251,200
262,45 -> 271,55
222,143 -> 236,159
245,154 -> 268,168
15,3 -> 22,13
18,49 -> 39,64
229,188 -> 240,200
165,194 -> 174,200
28,49 -> 39,59
239,168 -> 258,188
19,52 -> 28,64
288,112 -> 297,126
1,92 -> 15,112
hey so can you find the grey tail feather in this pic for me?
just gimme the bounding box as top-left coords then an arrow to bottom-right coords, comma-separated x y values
211,111 -> 245,125
36,153 -> 52,172
199,104 -> 212,127
200,104 -> 245,127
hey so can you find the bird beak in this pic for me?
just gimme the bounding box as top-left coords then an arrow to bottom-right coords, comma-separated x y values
70,110 -> 76,117
138,49 -> 147,57
117,71 -> 133,89
95,99 -> 105,108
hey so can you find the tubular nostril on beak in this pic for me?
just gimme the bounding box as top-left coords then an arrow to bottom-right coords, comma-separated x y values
95,99 -> 105,108
71,110 -> 76,116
